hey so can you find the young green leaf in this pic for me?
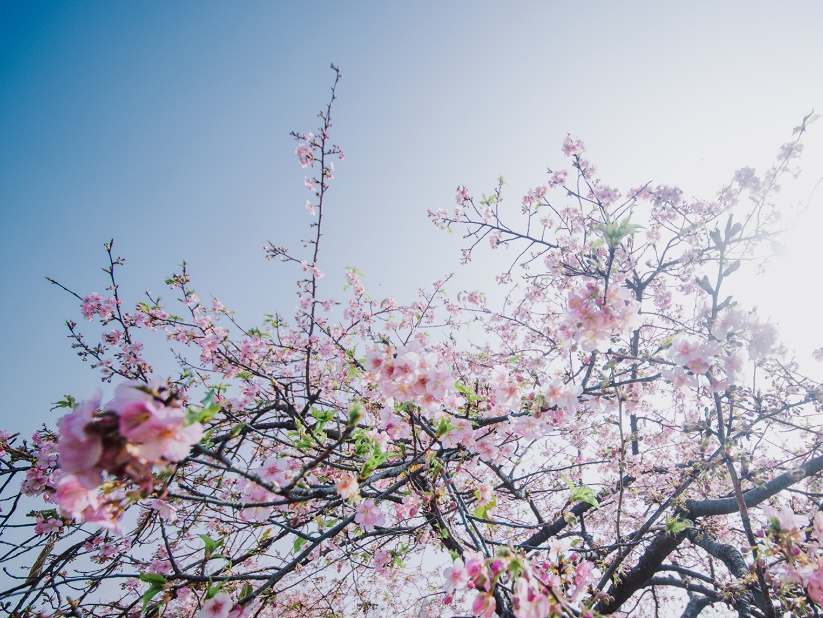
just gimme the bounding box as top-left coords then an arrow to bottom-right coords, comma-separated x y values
138,573 -> 167,586
199,534 -> 224,560
562,475 -> 599,508
665,515 -> 692,536
293,536 -> 309,553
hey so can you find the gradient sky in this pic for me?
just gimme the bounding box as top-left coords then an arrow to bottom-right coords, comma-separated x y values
2,2 -> 822,435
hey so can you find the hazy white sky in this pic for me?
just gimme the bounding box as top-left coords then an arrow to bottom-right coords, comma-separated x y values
2,2 -> 822,434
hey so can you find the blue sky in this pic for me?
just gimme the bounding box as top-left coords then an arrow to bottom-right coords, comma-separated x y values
2,2 -> 823,434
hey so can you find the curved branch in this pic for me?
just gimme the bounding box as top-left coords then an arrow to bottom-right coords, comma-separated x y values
684,454 -> 823,518
681,594 -> 716,618
687,528 -> 753,618
594,531 -> 686,614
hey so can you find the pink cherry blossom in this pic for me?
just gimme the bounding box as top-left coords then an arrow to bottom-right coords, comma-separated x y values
354,499 -> 386,533
112,387 -> 201,463
335,474 -> 359,500
442,558 -> 469,593
513,574 -> 551,618
197,593 -> 233,618
150,498 -> 177,522
296,144 -> 312,168
472,591 -> 496,618
4,75 -> 822,618
56,396 -> 103,487
53,474 -> 99,520
34,514 -> 64,535
805,563 -> 823,603
763,504 -> 807,542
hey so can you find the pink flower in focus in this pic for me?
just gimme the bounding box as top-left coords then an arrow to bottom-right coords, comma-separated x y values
81,294 -> 117,320
354,499 -> 386,532
34,514 -> 64,535
81,293 -> 102,320
197,593 -> 233,618
443,558 -> 469,593
562,135 -> 585,156
253,456 -> 294,488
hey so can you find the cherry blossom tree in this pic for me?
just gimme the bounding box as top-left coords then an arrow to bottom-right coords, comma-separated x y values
2,65 -> 823,618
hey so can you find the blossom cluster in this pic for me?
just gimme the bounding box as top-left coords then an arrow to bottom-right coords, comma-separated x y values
363,344 -> 461,416
558,282 -> 639,352
52,383 -> 202,529
443,548 -> 596,618
238,455 -> 298,522
750,504 -> 823,610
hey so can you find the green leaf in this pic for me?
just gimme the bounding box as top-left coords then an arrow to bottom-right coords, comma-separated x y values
435,416 -> 455,438
594,213 -> 643,250
293,536 -> 309,553
142,588 -> 162,610
351,430 -> 371,456
138,573 -> 167,586
562,475 -> 599,508
359,445 -> 391,480
50,395 -> 77,411
240,583 -> 253,599
141,580 -> 166,611
507,557 -> 525,580
311,408 -> 334,422
472,497 -> 497,520
187,390 -> 222,425
199,534 -> 224,559
199,427 -> 215,449
347,404 -> 363,428
665,514 -> 691,536
570,485 -> 599,508
205,580 -> 225,600
454,381 -> 478,403
797,109 -> 820,133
